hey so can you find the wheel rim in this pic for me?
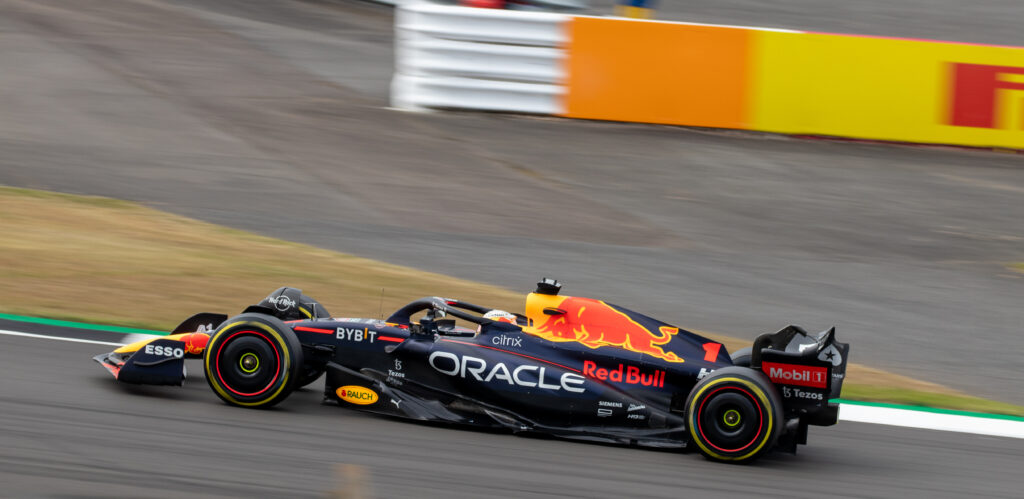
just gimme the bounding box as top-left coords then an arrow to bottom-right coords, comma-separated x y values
696,386 -> 765,454
723,409 -> 742,427
239,352 -> 260,373
213,330 -> 282,397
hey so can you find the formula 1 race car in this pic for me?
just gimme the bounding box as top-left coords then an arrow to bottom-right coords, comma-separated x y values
94,278 -> 849,463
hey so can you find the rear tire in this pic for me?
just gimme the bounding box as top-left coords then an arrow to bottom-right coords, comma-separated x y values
685,366 -> 782,463
204,313 -> 302,408
730,347 -> 752,367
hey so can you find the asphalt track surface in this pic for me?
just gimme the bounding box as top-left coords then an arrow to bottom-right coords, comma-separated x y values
588,0 -> 1024,46
0,0 -> 1022,496
3,326 -> 1023,498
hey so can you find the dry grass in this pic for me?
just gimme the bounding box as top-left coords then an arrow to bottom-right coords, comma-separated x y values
2,186 -> 1020,414
0,186 -> 526,329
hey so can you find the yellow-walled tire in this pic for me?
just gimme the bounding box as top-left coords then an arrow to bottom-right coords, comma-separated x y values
295,365 -> 325,389
685,366 -> 783,463
204,313 -> 302,408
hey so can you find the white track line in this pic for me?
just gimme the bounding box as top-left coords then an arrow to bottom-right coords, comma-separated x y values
120,333 -> 158,345
3,327 -> 1023,438
0,329 -> 123,346
839,404 -> 1024,439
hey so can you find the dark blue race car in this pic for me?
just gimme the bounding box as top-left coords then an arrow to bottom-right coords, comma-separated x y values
95,278 -> 849,463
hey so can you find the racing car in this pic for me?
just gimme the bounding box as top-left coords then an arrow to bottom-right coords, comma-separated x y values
94,278 -> 849,463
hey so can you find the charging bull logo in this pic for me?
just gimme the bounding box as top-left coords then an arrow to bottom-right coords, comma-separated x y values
180,332 -> 209,355
524,295 -> 683,363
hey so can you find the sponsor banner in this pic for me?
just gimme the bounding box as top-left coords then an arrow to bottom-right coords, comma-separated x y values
560,15 -> 1024,149
781,385 -> 826,402
761,361 -> 828,389
582,360 -> 665,387
336,327 -> 377,343
751,31 -> 1024,149
337,385 -> 379,405
143,343 -> 184,359
429,352 -> 586,393
563,17 -> 752,129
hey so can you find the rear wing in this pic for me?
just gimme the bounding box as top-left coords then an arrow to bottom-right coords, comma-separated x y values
750,325 -> 850,426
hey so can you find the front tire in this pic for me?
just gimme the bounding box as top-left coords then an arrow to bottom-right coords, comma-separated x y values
204,313 -> 302,408
685,366 -> 782,463
295,366 -> 325,388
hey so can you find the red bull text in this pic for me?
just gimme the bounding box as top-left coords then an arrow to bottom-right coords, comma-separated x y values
582,360 -> 665,387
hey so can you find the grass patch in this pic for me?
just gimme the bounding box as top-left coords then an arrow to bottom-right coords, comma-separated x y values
0,186 -> 528,330
840,385 -> 1024,418
3,186 -> 1023,416
0,186 -> 136,209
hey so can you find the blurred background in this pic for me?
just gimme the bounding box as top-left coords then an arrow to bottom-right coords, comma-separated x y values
1,0 -> 1021,497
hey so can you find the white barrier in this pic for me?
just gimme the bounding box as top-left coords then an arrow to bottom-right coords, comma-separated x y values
391,1 -> 570,113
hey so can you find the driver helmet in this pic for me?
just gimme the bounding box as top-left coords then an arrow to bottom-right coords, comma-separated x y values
483,309 -> 518,324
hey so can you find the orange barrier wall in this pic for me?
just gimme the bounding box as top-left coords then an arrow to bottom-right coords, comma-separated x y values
563,17 -> 752,130
562,17 -> 1024,149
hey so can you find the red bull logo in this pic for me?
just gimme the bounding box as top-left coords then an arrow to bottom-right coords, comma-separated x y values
524,294 -> 683,363
180,333 -> 209,355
